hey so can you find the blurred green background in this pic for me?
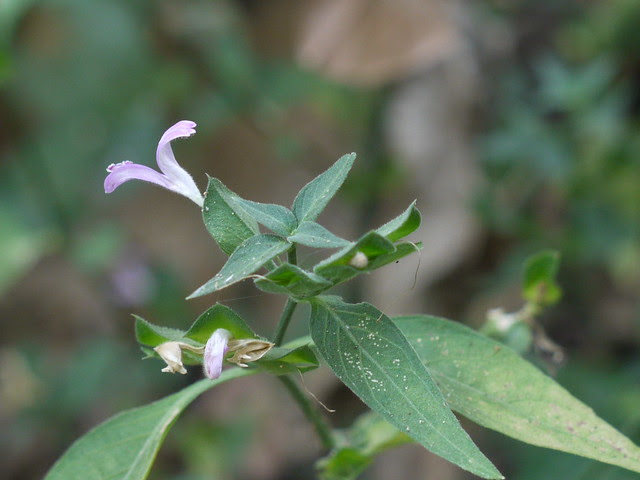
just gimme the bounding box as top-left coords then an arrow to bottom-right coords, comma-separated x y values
0,1 -> 638,479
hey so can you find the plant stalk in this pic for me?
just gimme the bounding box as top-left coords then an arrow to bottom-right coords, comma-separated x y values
278,375 -> 335,450
273,298 -> 297,346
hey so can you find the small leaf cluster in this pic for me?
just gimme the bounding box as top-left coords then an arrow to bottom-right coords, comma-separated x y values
191,153 -> 421,299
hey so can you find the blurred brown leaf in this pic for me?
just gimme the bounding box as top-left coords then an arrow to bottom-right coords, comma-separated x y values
297,0 -> 462,86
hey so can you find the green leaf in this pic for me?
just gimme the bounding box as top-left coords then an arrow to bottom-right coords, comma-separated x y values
202,177 -> 259,255
310,297 -> 502,479
376,201 -> 421,242
523,249 -> 562,306
188,234 -> 291,298
254,343 -> 319,374
318,411 -> 412,480
395,315 -> 640,474
254,263 -> 332,297
288,221 -> 351,248
313,231 -> 420,286
292,153 -> 356,223
44,368 -> 256,480
230,198 -> 298,236
184,304 -> 257,343
134,315 -> 186,346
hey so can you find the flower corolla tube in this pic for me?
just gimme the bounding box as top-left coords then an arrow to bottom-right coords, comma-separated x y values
104,120 -> 204,206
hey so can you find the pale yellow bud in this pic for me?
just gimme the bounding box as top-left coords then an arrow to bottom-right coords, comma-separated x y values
154,342 -> 188,374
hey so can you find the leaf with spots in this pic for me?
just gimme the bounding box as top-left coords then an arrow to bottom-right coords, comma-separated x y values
395,315 -> 640,474
310,297 -> 503,479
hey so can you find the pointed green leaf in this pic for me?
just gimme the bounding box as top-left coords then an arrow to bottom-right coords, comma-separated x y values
310,297 -> 502,479
188,234 -> 291,298
202,177 -> 259,255
134,315 -> 186,346
395,315 -> 640,474
254,263 -> 333,297
184,304 -> 257,343
376,201 -> 421,242
523,250 -> 562,306
44,368 -> 256,480
230,198 -> 298,236
292,153 -> 356,223
287,221 -> 351,248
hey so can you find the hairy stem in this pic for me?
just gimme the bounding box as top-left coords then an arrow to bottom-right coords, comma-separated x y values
278,375 -> 335,450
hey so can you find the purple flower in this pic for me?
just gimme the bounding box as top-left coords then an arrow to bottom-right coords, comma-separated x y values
104,120 -> 204,206
203,329 -> 232,380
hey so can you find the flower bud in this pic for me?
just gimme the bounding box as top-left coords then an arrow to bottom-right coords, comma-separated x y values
154,342 -> 188,375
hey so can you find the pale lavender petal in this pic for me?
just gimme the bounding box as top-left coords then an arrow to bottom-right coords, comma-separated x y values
104,161 -> 174,193
155,120 -> 203,206
203,329 -> 231,380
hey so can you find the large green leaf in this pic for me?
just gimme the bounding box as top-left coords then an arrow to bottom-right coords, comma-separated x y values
310,297 -> 502,479
395,315 -> 640,474
287,221 -> 350,249
375,201 -> 421,242
44,368 -> 255,480
292,153 -> 356,223
188,234 -> 291,298
202,177 -> 259,255
254,263 -> 332,298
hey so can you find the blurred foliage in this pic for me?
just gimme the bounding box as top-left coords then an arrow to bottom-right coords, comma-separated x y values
479,1 -> 640,285
1,0 -> 639,479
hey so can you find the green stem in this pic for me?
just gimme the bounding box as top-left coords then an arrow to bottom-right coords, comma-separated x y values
278,375 -> 335,450
287,245 -> 297,265
273,298 -> 297,346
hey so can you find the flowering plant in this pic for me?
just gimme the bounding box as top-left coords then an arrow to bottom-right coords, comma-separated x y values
45,122 -> 640,480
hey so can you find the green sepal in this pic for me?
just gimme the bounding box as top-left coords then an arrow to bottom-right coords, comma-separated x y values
522,249 -> 562,306
188,233 -> 291,298
375,201 -> 421,242
184,304 -> 258,343
202,176 -> 259,255
254,263 -> 333,298
134,315 -> 189,346
292,153 -> 356,223
253,343 -> 319,375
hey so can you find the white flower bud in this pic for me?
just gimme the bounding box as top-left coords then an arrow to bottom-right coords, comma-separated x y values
349,251 -> 368,269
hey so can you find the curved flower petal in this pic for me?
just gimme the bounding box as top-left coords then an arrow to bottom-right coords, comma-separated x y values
104,161 -> 175,193
155,120 -> 203,206
204,329 -> 231,380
